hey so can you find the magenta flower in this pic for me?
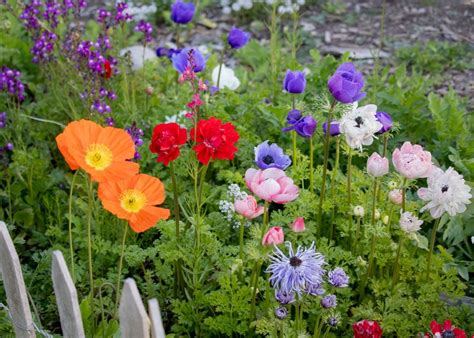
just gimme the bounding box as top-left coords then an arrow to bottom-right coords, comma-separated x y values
367,152 -> 389,177
262,226 -> 285,246
245,168 -> 299,204
291,217 -> 305,232
234,195 -> 264,220
392,142 -> 433,179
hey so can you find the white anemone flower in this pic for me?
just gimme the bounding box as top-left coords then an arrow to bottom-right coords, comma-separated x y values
212,65 -> 240,90
399,211 -> 423,234
339,104 -> 382,150
417,167 -> 472,218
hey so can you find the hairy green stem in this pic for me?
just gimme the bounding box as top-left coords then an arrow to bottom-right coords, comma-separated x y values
216,44 -> 227,90
426,218 -> 441,281
329,137 -> 340,240
170,162 -> 182,295
392,236 -> 404,288
309,135 -> 314,193
68,171 -> 78,281
86,177 -> 95,333
114,223 -> 128,313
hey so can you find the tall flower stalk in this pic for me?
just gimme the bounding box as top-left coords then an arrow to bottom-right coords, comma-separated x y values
114,222 -> 128,310
329,137 -> 340,239
67,171 -> 78,280
426,218 -> 441,280
317,99 -> 336,224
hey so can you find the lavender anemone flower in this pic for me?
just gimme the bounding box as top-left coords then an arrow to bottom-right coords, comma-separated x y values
328,62 -> 366,104
327,267 -> 349,287
375,111 -> 393,134
322,121 -> 341,137
306,282 -> 325,296
275,307 -> 288,319
275,289 -> 295,305
171,48 -> 205,73
321,294 -> 337,309
266,242 -> 325,296
255,141 -> 291,170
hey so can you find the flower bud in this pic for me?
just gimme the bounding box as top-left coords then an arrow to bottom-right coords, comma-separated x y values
382,215 -> 389,225
367,152 -> 389,177
291,217 -> 305,232
353,206 -> 364,217
389,189 -> 403,205
374,209 -> 381,220
388,181 -> 398,190
262,226 -> 284,246
145,86 -> 154,96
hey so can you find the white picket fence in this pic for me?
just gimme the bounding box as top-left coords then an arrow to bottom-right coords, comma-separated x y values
0,221 -> 166,338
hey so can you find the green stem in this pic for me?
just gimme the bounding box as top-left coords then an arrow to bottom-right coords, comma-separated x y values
329,137 -> 340,240
249,260 -> 263,321
239,220 -> 245,281
170,162 -> 182,295
317,99 -> 336,225
261,201 -> 270,240
216,44 -> 227,89
68,171 -> 78,281
114,223 -> 128,314
401,178 -> 407,212
292,131 -> 297,169
313,314 -> 322,338
347,148 -> 353,207
86,177 -> 95,333
392,235 -> 404,287
426,218 -> 441,281
309,135 -> 314,193
295,303 -> 300,335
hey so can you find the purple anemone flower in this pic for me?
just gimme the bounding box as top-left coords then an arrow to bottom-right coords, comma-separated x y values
328,62 -> 366,104
275,307 -> 288,319
283,115 -> 317,138
321,294 -> 337,309
306,282 -> 325,296
266,242 -> 325,296
286,109 -> 302,124
275,289 -> 295,305
254,140 -> 291,170
322,121 -> 341,136
327,267 -> 349,287
375,111 -> 393,134
171,48 -> 205,73
171,1 -> 195,24
283,70 -> 306,94
227,27 -> 250,49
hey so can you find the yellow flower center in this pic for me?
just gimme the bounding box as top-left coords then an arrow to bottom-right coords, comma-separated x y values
120,189 -> 147,213
85,143 -> 113,170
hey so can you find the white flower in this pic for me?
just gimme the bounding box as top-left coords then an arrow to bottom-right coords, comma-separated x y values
339,104 -> 382,150
417,167 -> 472,218
212,65 -> 240,90
353,205 -> 364,217
399,211 -> 423,234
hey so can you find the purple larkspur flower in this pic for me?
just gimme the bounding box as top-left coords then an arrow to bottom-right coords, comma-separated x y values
171,48 -> 205,73
0,67 -> 25,101
283,70 -> 306,94
266,242 -> 325,296
91,99 -> 111,114
306,282 -> 325,296
375,111 -> 393,134
275,289 -> 295,305
275,307 -> 288,319
227,27 -> 250,49
156,47 -> 169,57
210,85 -> 219,95
114,2 -> 132,24
328,267 -> 349,288
254,140 -> 291,170
32,30 -> 57,63
126,122 -> 144,160
322,121 -> 341,137
0,112 -> 6,129
96,8 -> 111,23
171,1 -> 195,24
5,143 -> 14,152
321,294 -> 337,309
105,116 -> 115,126
135,20 -> 153,44
43,0 -> 62,28
19,1 -> 42,30
328,62 -> 366,104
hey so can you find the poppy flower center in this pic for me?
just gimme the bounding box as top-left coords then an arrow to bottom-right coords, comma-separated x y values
263,155 -> 274,165
120,189 -> 147,213
85,143 -> 113,170
289,256 -> 302,267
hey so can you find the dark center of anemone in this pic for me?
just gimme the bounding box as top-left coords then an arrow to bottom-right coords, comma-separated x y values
442,331 -> 455,338
441,185 -> 449,193
263,155 -> 274,165
289,256 -> 302,267
355,116 -> 364,128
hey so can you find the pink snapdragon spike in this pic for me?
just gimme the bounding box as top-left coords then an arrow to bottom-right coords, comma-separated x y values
244,168 -> 299,204
291,217 -> 305,232
389,189 -> 403,205
367,152 -> 389,177
186,93 -> 203,109
262,226 -> 284,246
234,195 -> 264,220
392,141 -> 433,179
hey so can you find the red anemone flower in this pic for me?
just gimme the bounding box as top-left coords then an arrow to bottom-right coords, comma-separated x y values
428,320 -> 466,338
103,59 -> 112,79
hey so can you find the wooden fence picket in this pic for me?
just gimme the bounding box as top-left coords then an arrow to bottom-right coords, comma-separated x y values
148,298 -> 166,338
51,250 -> 85,338
119,278 -> 150,338
0,221 -> 36,338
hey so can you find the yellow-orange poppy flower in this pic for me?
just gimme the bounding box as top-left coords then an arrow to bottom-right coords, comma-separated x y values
98,174 -> 170,233
56,119 -> 139,182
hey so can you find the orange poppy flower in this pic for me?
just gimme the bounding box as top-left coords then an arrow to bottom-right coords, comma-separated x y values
56,119 -> 139,182
98,174 -> 170,233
